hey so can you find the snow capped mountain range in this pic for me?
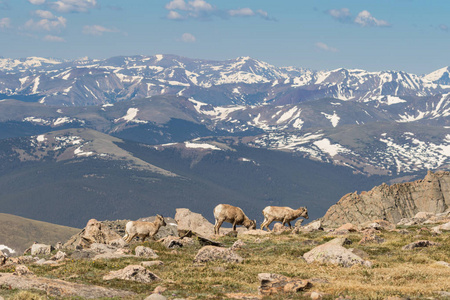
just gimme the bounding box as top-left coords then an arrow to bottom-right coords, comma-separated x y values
0,54 -> 449,177
1,54 -> 449,106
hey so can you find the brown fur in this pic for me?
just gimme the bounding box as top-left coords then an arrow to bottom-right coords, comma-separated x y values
213,204 -> 256,235
123,214 -> 166,243
260,206 -> 308,231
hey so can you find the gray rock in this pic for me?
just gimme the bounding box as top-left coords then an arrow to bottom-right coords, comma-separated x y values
145,294 -> 168,300
13,265 -> 34,277
434,261 -> 450,267
31,243 -> 53,256
231,239 -> 246,250
402,240 -> 440,250
432,221 -> 450,233
89,243 -> 118,254
135,246 -> 159,258
301,220 -> 323,232
175,208 -> 215,238
103,265 -> 160,283
321,171 -> 450,226
0,273 -> 135,298
193,246 -> 243,264
141,261 -> 164,267
303,238 -> 372,268
53,250 -> 67,261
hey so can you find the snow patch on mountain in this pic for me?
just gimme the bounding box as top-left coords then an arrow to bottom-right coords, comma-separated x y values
185,142 -> 221,150
313,138 -> 350,156
321,111 -> 340,127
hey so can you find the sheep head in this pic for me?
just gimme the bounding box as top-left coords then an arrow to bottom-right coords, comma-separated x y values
244,218 -> 257,230
156,214 -> 167,226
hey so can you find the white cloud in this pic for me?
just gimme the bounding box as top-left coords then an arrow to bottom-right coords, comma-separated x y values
0,17 -> 11,29
439,24 -> 448,32
165,0 -> 188,11
24,16 -> 66,31
165,0 -> 274,21
229,8 -> 254,17
167,10 -> 184,20
34,10 -> 55,19
28,0 -> 46,4
49,0 -> 97,13
316,42 -> 338,52
354,10 -> 390,27
82,25 -> 118,36
181,32 -> 196,42
43,34 -> 65,42
326,8 -> 351,23
188,0 -> 213,11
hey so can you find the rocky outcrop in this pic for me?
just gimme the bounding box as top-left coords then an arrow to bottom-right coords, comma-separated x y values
193,246 -> 243,264
0,273 -> 135,298
175,208 -> 215,238
63,219 -> 122,250
258,273 -> 311,295
321,171 -> 450,227
303,238 -> 372,268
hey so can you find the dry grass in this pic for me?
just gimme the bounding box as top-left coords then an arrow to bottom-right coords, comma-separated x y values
1,228 -> 449,300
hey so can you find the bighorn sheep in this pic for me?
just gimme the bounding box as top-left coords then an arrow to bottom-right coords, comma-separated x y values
213,204 -> 256,235
260,206 -> 308,231
123,214 -> 166,243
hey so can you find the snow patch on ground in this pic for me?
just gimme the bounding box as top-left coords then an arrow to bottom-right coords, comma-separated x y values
321,111 -> 340,127
185,142 -> 221,150
313,138 -> 349,156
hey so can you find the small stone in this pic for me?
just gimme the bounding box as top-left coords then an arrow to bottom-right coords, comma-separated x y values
144,294 -> 168,300
141,261 -> 164,267
225,230 -> 238,237
135,246 -> 159,258
193,246 -> 243,264
103,265 -> 160,283
13,265 -> 34,277
31,243 -> 54,256
54,250 -> 67,261
336,223 -> 357,232
402,240 -> 439,250
434,261 -> 450,267
310,291 -> 323,300
153,285 -> 167,294
231,239 -> 246,250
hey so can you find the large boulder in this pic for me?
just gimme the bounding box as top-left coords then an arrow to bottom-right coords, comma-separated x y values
31,243 -> 54,256
193,246 -> 243,264
63,219 -> 122,250
303,238 -> 372,268
321,171 -> 450,227
0,273 -> 135,298
175,208 -> 215,238
258,273 -> 311,295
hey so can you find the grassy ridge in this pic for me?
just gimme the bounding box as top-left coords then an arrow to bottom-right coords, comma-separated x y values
1,227 -> 449,299
0,213 -> 80,253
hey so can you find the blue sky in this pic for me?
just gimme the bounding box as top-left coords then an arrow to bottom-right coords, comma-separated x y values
0,0 -> 449,74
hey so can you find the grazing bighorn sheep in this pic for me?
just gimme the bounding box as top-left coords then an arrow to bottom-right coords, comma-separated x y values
123,214 -> 167,243
260,206 -> 308,231
213,204 -> 256,235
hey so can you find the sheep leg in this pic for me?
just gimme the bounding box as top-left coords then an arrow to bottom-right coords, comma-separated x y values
232,222 -> 237,231
264,218 -> 274,231
260,217 -> 268,230
214,219 -> 224,235
125,233 -> 136,243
